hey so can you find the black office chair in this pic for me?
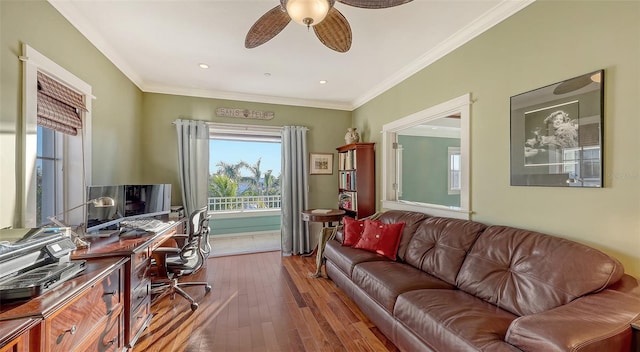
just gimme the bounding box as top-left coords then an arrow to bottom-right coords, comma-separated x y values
151,206 -> 212,311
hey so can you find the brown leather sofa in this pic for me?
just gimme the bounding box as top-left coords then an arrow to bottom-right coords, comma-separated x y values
324,210 -> 640,351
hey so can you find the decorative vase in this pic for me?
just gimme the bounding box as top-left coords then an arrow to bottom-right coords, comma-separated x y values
345,128 -> 360,144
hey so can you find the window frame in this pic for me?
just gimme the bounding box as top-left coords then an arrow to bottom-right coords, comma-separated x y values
21,44 -> 93,228
381,93 -> 471,220
207,122 -> 282,218
447,147 -> 461,195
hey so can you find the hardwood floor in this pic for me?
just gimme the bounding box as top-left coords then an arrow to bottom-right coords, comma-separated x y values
134,251 -> 399,352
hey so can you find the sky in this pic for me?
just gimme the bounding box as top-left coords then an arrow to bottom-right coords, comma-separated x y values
209,140 -> 281,177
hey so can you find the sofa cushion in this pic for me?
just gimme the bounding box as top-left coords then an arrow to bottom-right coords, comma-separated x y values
352,261 -> 454,312
353,219 -> 405,260
404,217 -> 486,286
323,239 -> 390,278
377,210 -> 431,262
457,225 -> 625,316
342,216 -> 366,246
395,289 -> 518,351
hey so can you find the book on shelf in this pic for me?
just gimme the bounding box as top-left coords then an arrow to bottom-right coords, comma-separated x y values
338,149 -> 357,170
338,191 -> 357,211
339,170 -> 356,190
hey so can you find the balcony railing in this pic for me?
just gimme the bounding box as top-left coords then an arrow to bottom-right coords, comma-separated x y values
208,195 -> 281,212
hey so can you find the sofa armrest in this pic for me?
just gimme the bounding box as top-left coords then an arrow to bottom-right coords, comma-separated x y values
506,288 -> 640,352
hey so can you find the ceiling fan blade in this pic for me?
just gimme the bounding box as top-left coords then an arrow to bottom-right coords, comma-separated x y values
337,0 -> 412,9
313,8 -> 352,53
245,5 -> 291,49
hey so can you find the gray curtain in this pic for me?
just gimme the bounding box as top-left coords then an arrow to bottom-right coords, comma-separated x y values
281,126 -> 309,255
174,119 -> 210,217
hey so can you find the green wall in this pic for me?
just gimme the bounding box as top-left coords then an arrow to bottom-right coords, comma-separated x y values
140,93 -> 351,209
398,135 -> 460,207
353,1 -> 640,276
1,0 -> 144,228
0,0 -> 351,229
3,0 -> 640,279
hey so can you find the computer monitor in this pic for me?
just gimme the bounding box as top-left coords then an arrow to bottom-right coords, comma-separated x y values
124,184 -> 171,219
85,185 -> 125,233
85,184 -> 171,232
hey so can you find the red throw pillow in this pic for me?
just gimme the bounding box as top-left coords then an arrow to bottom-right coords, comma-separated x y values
353,219 -> 405,260
342,216 -> 366,246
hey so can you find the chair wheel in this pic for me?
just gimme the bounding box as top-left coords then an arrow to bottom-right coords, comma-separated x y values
205,285 -> 212,293
190,303 -> 199,311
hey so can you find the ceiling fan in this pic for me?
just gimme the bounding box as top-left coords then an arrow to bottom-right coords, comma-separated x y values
245,0 -> 413,53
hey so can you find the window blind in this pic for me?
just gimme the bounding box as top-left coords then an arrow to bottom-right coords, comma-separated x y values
37,72 -> 87,136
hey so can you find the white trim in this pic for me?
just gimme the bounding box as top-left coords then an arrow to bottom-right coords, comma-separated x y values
381,93 -> 471,220
352,0 -> 534,109
207,122 -> 283,137
21,44 -> 93,227
48,0 -> 533,111
151,85 -> 352,111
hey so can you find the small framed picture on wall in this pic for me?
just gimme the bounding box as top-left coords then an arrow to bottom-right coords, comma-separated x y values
309,153 -> 334,175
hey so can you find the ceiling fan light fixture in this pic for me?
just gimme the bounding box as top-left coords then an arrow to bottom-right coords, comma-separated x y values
286,0 -> 331,28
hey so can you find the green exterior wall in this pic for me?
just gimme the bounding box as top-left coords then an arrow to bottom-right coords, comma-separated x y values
398,135 -> 460,207
353,1 -> 640,275
211,215 -> 280,235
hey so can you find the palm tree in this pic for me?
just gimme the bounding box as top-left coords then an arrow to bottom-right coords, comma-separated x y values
240,158 -> 263,195
263,170 -> 280,195
209,174 -> 239,210
215,161 -> 243,181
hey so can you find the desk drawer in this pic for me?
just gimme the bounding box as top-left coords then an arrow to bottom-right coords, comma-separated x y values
129,299 -> 151,342
48,269 -> 122,352
131,279 -> 150,311
132,248 -> 150,269
75,313 -> 122,352
130,259 -> 150,293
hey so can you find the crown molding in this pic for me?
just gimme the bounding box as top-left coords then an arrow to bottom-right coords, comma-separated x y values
351,0 -> 535,110
48,0 -> 533,112
142,84 -> 353,111
48,0 -> 144,91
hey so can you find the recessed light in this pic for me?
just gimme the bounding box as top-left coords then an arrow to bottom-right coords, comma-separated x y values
199,63 -> 209,69
319,80 -> 327,84
264,72 -> 271,77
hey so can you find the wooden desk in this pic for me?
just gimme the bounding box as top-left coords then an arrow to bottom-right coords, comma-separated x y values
0,257 -> 126,352
71,220 -> 183,349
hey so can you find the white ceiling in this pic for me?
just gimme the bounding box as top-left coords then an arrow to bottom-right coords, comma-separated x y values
49,0 -> 532,111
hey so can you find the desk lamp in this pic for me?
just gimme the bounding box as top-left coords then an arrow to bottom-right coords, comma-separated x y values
47,197 -> 116,248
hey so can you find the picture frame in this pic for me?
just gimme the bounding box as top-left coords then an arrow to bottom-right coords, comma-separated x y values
510,69 -> 604,187
309,153 -> 334,175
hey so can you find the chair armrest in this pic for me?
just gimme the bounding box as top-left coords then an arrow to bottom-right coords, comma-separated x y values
506,288 -> 640,351
153,247 -> 181,255
171,234 -> 189,247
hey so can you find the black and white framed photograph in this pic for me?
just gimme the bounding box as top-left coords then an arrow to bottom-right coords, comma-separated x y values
510,70 -> 604,187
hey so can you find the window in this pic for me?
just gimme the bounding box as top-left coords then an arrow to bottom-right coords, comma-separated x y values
21,44 -> 92,228
563,146 -> 601,187
208,123 -> 282,216
448,147 -> 461,194
36,126 -> 63,226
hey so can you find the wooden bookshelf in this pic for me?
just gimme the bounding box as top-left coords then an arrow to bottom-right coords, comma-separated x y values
336,142 -> 375,219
